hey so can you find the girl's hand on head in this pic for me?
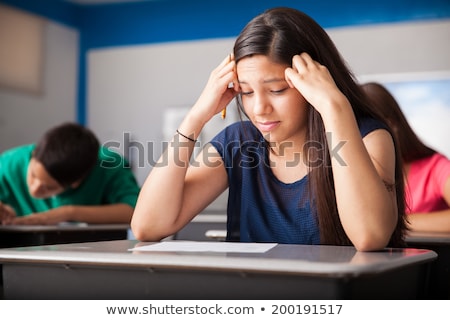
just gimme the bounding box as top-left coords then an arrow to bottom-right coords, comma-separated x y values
285,53 -> 346,114
192,54 -> 240,122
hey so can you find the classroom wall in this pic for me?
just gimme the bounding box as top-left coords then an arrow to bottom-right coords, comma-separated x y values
0,19 -> 78,151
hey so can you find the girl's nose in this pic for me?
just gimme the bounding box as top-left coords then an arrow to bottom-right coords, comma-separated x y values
252,94 -> 272,115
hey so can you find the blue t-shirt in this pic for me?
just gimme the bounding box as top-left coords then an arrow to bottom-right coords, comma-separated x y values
210,118 -> 387,244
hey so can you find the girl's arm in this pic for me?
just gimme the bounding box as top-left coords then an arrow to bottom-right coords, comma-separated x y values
285,53 -> 398,251
131,56 -> 238,241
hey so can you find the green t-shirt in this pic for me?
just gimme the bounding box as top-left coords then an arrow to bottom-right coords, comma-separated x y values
0,144 -> 140,216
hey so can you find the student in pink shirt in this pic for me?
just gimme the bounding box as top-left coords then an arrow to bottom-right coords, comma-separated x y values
362,82 -> 450,232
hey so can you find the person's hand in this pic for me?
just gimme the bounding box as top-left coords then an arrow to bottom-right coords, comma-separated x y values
9,206 -> 70,225
0,201 -> 16,225
191,54 -> 240,123
285,53 -> 348,115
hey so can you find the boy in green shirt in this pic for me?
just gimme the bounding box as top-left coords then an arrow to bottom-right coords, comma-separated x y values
0,122 -> 140,225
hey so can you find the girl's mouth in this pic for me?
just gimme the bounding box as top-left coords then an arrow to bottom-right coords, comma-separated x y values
257,121 -> 280,132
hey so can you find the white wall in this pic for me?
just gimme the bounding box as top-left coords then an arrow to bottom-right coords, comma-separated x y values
329,19 -> 450,158
329,19 -> 450,75
0,21 -> 78,152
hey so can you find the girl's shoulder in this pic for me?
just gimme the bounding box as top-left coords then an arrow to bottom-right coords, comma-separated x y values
413,153 -> 450,170
356,116 -> 389,137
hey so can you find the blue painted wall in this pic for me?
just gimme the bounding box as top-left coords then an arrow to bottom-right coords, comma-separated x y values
3,0 -> 450,124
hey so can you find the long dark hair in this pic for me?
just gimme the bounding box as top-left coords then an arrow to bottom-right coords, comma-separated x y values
361,82 -> 436,163
233,7 -> 407,246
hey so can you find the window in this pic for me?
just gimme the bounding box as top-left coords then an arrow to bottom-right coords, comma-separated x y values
0,4 -> 45,94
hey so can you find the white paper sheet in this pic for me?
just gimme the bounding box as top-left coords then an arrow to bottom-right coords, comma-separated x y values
129,241 -> 277,253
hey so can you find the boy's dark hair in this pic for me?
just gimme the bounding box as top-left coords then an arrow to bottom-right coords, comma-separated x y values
33,122 -> 100,187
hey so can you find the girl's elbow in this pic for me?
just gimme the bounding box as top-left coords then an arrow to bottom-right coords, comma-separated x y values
353,210 -> 398,251
130,216 -> 176,242
354,240 -> 387,252
130,222 -> 149,241
131,225 -> 167,242
352,233 -> 390,252
130,217 -> 155,241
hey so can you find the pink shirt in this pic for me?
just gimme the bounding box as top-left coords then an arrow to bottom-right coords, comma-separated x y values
406,153 -> 450,213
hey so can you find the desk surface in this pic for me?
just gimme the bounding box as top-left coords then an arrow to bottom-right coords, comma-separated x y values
0,224 -> 130,248
0,240 -> 437,299
0,223 -> 130,232
0,240 -> 436,276
406,231 -> 450,244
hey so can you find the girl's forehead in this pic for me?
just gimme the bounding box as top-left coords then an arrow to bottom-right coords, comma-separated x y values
237,55 -> 287,83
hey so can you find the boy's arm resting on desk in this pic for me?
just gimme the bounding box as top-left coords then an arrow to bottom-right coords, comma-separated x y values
8,203 -> 134,225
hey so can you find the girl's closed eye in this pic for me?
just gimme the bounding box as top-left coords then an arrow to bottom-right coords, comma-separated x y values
271,87 -> 289,94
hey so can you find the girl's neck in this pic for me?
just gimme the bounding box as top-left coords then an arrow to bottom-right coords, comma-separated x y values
269,141 -> 303,161
268,130 -> 307,159
268,141 -> 309,183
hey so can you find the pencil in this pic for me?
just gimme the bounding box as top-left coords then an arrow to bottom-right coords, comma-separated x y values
221,54 -> 232,120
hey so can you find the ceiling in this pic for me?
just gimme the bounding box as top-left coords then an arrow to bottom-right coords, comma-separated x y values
66,0 -> 157,5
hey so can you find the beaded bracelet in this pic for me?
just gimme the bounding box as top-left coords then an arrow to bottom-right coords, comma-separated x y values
176,129 -> 197,142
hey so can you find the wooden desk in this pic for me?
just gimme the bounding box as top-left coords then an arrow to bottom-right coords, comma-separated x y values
405,231 -> 450,299
0,224 -> 129,248
0,240 -> 436,299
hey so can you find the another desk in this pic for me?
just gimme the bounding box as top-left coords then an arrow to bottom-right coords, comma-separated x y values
0,240 -> 436,299
174,210 -> 226,241
406,231 -> 450,299
0,224 -> 129,248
